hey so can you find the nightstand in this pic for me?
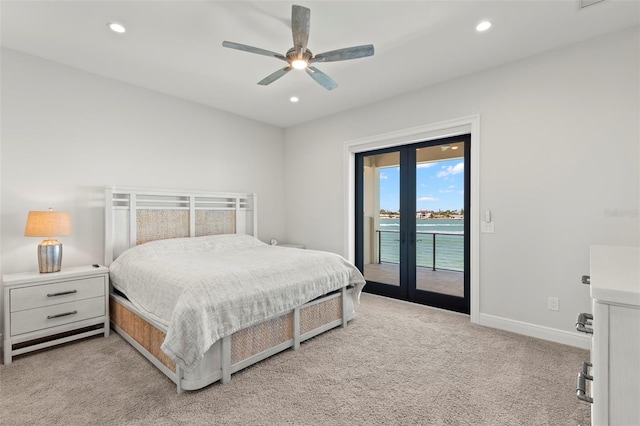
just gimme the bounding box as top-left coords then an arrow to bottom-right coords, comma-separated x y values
3,265 -> 110,365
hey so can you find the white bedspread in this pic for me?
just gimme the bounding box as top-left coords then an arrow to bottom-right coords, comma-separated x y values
109,234 -> 366,371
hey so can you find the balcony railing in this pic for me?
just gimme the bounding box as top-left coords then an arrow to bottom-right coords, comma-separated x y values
375,230 -> 464,271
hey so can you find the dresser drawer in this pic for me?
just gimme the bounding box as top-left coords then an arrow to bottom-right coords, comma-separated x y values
11,296 -> 105,335
10,276 -> 105,312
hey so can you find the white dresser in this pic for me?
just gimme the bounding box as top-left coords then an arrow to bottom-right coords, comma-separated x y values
582,245 -> 640,426
3,265 -> 110,364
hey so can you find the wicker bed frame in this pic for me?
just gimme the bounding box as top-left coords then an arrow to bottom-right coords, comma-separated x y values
104,187 -> 356,393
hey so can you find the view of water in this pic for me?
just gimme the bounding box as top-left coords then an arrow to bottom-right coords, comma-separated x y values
377,218 -> 464,271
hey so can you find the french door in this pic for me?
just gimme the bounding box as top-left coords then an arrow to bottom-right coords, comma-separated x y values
355,134 -> 470,314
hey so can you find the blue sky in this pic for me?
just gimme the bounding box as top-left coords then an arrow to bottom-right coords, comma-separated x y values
379,159 -> 464,212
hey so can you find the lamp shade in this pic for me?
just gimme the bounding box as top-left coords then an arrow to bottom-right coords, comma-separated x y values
24,209 -> 72,237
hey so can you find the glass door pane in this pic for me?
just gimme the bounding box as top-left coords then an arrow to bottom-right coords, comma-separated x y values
362,151 -> 401,288
414,141 -> 465,299
356,133 -> 470,314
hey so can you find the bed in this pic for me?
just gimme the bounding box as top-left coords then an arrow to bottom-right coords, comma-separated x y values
104,186 -> 365,392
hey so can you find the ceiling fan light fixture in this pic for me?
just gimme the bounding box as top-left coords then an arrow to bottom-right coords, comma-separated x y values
291,59 -> 308,70
108,22 -> 126,34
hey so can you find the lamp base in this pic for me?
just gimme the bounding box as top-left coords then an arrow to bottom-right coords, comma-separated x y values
37,239 -> 63,273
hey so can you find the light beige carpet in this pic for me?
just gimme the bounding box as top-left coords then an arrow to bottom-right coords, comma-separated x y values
0,293 -> 590,425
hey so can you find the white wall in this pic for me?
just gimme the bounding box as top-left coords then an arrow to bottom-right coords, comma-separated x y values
283,27 -> 639,342
1,48 -> 286,277
2,27 -> 638,348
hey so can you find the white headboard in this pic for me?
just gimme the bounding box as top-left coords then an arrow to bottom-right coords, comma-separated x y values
104,186 -> 257,266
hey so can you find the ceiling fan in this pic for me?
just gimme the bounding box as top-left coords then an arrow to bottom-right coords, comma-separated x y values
222,4 -> 374,91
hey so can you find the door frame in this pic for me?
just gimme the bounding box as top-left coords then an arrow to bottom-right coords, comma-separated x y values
344,115 -> 480,323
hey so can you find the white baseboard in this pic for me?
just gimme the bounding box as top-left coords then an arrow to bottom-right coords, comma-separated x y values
479,313 -> 591,350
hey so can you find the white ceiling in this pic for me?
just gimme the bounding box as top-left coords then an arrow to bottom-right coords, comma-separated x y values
1,1 -> 638,128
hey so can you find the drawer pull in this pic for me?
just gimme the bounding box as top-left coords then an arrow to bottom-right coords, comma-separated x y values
575,312 -> 593,334
47,310 -> 78,320
576,368 -> 593,404
581,275 -> 590,285
47,289 -> 78,297
581,361 -> 593,380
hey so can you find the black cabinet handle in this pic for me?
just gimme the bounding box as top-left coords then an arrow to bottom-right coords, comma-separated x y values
47,310 -> 78,320
47,290 -> 78,297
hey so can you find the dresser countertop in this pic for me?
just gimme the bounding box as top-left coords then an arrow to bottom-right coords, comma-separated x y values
590,245 -> 640,307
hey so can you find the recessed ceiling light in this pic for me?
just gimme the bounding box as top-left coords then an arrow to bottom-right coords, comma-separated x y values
290,96 -> 299,103
451,146 -> 459,150
476,21 -> 492,32
108,22 -> 126,34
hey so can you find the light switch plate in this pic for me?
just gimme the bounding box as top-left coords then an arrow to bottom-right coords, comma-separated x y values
481,222 -> 495,233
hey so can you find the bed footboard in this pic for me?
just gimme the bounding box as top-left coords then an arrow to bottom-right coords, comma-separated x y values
110,287 -> 355,392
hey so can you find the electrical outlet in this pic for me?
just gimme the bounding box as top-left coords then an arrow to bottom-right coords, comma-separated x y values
548,297 -> 559,311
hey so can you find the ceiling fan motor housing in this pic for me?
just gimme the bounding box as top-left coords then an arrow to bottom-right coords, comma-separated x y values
286,47 -> 313,63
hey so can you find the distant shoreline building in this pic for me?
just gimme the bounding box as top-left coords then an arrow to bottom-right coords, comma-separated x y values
381,209 -> 464,220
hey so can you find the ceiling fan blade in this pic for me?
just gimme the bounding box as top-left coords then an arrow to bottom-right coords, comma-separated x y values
291,5 -> 311,55
222,41 -> 286,61
310,45 -> 375,64
258,66 -> 293,86
305,66 -> 338,91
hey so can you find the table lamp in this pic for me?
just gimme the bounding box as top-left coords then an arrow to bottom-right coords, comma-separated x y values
24,208 -> 72,273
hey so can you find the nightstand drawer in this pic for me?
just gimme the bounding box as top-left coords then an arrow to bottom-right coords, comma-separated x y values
10,276 -> 105,312
11,296 -> 105,335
